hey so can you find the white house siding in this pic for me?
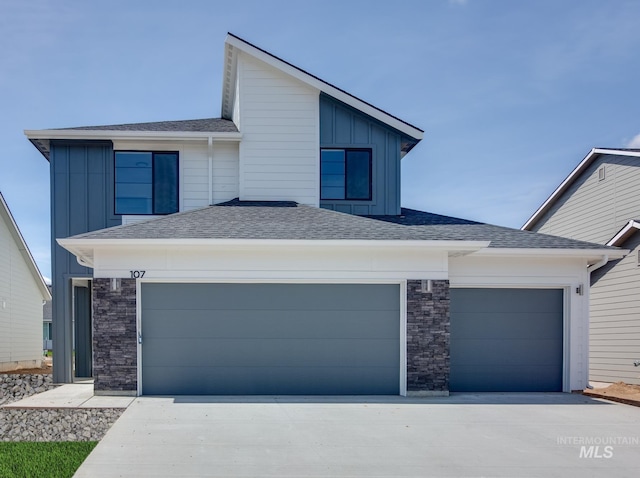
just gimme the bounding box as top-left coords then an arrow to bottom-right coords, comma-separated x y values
533,155 -> 640,243
590,233 -> 640,384
0,214 -> 43,371
236,52 -> 320,206
531,154 -> 640,385
449,254 -> 591,392
112,140 -> 240,217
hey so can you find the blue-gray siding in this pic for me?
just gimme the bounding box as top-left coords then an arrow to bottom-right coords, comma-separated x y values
450,288 -> 564,392
50,140 -> 120,383
319,93 -> 405,216
141,283 -> 400,395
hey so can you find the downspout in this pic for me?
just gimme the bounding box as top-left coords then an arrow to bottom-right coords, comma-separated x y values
208,136 -> 213,206
584,255 -> 608,389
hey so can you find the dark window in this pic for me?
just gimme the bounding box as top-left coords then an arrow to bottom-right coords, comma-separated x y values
115,151 -> 178,215
320,149 -> 371,200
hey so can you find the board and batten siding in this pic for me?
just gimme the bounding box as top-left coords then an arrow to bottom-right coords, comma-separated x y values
236,51 -> 320,206
0,204 -> 44,369
531,153 -> 640,385
319,94 -> 403,216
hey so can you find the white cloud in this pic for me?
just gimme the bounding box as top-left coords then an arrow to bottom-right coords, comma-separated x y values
626,133 -> 640,148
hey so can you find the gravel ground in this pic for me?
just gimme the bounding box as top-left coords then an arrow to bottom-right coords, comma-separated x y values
0,373 -> 124,442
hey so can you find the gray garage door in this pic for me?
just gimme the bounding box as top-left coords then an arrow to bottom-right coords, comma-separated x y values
450,288 -> 563,392
141,283 -> 400,395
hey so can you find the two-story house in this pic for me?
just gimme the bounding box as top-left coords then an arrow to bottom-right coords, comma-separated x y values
25,34 -> 622,396
0,192 -> 51,372
523,148 -> 640,385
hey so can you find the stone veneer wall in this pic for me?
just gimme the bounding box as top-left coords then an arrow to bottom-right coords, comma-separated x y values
406,279 -> 450,393
93,278 -> 137,393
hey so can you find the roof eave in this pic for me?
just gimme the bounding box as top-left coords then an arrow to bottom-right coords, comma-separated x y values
522,148 -> 640,230
0,193 -> 51,300
222,33 -> 423,142
607,220 -> 640,246
472,247 -> 627,263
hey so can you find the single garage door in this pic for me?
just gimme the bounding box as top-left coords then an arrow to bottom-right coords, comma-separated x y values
141,283 -> 400,395
450,288 -> 563,392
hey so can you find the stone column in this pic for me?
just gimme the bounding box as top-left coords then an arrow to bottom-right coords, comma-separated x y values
406,279 -> 450,395
92,278 -> 137,395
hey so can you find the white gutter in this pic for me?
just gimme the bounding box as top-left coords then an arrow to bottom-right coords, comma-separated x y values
587,255 -> 608,274
57,238 -> 492,269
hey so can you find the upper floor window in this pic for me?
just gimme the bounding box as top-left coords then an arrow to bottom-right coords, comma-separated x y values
320,148 -> 372,200
115,151 -> 178,215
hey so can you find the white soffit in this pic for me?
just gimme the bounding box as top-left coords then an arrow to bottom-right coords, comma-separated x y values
607,220 -> 640,247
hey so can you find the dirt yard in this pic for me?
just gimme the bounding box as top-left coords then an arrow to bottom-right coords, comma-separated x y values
583,382 -> 640,407
2,358 -> 52,375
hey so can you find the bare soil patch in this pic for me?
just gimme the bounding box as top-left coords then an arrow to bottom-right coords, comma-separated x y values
583,381 -> 640,407
2,359 -> 52,375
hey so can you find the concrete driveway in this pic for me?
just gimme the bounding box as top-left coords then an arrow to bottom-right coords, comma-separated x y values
74,393 -> 640,477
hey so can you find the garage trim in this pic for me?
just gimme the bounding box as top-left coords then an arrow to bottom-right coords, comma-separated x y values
450,284 -> 571,392
136,278 -> 407,396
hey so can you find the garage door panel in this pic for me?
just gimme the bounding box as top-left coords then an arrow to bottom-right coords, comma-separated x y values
144,337 -> 399,368
143,365 -> 400,395
143,309 -> 400,340
451,365 -> 562,393
142,283 -> 399,311
451,312 -> 563,340
141,283 -> 400,395
450,288 -> 563,392
452,339 -> 562,366
450,289 -> 563,314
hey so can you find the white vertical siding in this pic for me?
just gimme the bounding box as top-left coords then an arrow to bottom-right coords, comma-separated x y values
0,214 -> 43,369
237,52 -> 320,206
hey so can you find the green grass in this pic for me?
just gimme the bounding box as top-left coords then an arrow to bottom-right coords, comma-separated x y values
0,442 -> 97,478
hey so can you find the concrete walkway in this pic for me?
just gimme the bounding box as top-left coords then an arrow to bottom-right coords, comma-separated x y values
2,383 -> 134,409
74,393 -> 640,478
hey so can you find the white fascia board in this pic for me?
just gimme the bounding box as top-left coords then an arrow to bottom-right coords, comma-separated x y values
522,148 -> 640,231
57,238 -> 490,250
0,193 -> 51,300
57,238 -> 491,269
472,247 -> 628,261
223,34 -> 423,141
607,220 -> 640,246
24,130 -> 242,142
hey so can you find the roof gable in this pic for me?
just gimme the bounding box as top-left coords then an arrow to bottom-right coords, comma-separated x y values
522,148 -> 640,231
0,192 -> 51,300
221,33 -> 423,143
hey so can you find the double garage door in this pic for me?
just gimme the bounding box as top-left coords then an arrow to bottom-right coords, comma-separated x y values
140,284 -> 564,395
141,283 -> 400,395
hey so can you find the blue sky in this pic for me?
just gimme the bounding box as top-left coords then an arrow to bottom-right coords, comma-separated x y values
2,0 -> 640,279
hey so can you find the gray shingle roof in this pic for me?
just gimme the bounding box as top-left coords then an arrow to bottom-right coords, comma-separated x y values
58,118 -> 238,133
69,200 -> 616,250
368,208 -> 614,249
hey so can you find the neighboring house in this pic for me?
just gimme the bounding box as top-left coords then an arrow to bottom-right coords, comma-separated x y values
0,192 -> 51,372
25,33 -> 623,396
43,285 -> 52,351
523,148 -> 640,385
